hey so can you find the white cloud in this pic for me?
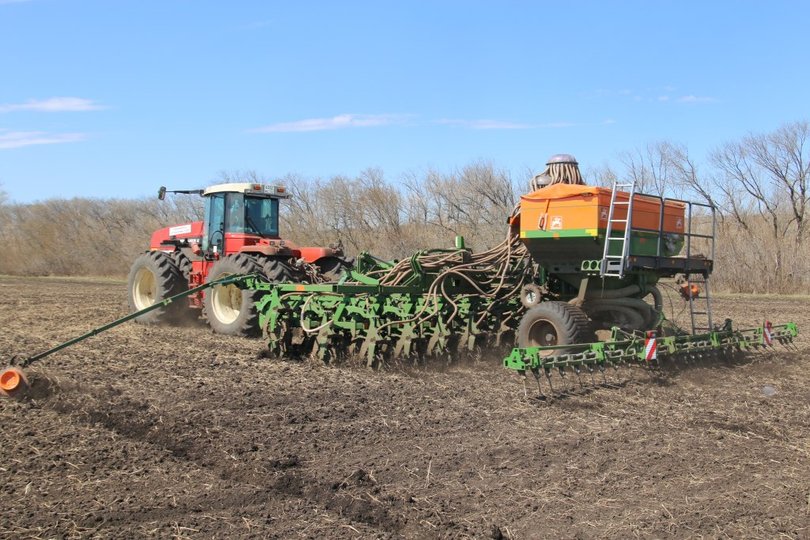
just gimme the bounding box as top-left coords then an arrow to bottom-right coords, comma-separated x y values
0,97 -> 106,113
437,119 -> 533,130
0,129 -> 86,149
251,113 -> 406,133
590,87 -> 718,105
252,114 -> 578,133
437,119 -> 574,130
540,121 -> 576,129
677,95 -> 717,104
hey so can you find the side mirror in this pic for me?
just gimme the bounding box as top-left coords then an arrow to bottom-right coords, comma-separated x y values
158,186 -> 166,200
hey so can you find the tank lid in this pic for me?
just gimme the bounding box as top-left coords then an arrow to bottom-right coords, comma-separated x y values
546,153 -> 578,165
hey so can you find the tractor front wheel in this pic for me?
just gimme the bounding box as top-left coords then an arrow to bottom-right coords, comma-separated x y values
203,254 -> 265,337
517,301 -> 593,355
127,251 -> 188,324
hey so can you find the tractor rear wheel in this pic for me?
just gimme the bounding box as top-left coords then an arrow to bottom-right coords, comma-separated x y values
171,251 -> 193,281
517,301 -> 593,355
203,254 -> 265,337
127,251 -> 188,324
262,258 -> 295,283
316,256 -> 353,282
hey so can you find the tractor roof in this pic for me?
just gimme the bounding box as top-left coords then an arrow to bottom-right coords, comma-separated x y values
203,182 -> 291,198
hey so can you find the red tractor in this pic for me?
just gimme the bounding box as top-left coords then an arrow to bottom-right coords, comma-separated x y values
127,182 -> 349,336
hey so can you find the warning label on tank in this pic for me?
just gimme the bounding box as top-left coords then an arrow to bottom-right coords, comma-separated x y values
550,216 -> 563,230
169,224 -> 193,236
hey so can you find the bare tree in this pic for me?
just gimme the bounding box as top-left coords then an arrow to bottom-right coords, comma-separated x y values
705,122 -> 810,289
748,121 -> 809,243
617,142 -> 683,197
665,143 -> 717,207
587,163 -> 618,188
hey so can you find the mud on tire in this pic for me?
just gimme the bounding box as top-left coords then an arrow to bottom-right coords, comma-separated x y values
517,301 -> 594,354
127,251 -> 188,324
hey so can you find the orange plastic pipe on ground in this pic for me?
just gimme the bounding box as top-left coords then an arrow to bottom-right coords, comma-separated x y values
0,367 -> 29,399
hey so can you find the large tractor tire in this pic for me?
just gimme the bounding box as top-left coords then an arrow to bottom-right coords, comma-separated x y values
171,251 -> 193,281
127,251 -> 188,324
203,254 -> 265,337
517,301 -> 594,354
261,258 -> 295,283
316,256 -> 353,282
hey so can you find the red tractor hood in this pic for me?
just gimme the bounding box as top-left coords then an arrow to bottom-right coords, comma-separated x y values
150,221 -> 204,250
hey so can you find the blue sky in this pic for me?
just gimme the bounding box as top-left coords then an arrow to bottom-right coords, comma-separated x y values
1,0 -> 808,202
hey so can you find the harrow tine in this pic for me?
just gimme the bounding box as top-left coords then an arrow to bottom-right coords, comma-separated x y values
573,366 -> 585,389
503,321 -> 798,396
543,367 -> 556,396
557,366 -> 568,393
624,360 -> 635,383
608,362 -> 622,387
598,365 -> 608,386
521,371 -> 529,399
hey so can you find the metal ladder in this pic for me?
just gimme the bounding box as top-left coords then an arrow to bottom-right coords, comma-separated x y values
686,273 -> 713,334
600,180 -> 636,278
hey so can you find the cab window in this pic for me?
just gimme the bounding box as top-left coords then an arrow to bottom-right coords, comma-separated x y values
244,197 -> 279,237
203,193 -> 225,252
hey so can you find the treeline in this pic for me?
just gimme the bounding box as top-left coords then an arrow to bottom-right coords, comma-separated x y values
0,121 -> 807,294
0,163 -> 520,278
0,196 -> 203,276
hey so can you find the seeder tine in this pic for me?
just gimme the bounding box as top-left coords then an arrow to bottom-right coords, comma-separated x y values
610,364 -> 621,384
556,366 -> 568,392
521,371 -> 529,399
543,367 -> 556,396
573,365 -> 585,389
781,337 -> 799,351
587,364 -> 596,386
623,359 -> 635,382
504,320 -> 798,397
598,364 -> 608,386
530,367 -> 546,401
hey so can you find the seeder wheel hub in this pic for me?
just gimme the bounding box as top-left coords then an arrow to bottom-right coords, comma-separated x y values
528,321 -> 558,348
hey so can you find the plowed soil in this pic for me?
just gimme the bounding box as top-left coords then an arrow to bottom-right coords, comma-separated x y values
1,276 -> 808,539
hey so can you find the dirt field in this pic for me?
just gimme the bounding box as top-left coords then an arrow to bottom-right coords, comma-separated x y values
0,276 -> 808,539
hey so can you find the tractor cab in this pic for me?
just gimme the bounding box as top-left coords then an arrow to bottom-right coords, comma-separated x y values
200,183 -> 289,256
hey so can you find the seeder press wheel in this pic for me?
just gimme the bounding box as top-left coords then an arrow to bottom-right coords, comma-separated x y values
517,301 -> 593,355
